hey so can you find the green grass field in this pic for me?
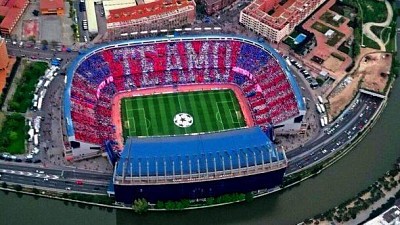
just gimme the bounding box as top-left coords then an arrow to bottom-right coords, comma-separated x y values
121,90 -> 246,138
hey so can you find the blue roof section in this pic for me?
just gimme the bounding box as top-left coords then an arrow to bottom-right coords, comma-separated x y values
116,127 -> 283,177
64,34 -> 305,137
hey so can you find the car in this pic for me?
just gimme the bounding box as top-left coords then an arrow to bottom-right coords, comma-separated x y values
43,178 -> 48,181
37,170 -> 45,174
65,187 -> 71,190
15,158 -> 22,162
322,149 -> 327,154
32,147 -> 40,154
56,57 -> 63,61
25,158 -> 33,163
76,180 -> 83,185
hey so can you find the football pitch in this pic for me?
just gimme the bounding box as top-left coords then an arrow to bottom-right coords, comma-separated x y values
121,89 -> 246,138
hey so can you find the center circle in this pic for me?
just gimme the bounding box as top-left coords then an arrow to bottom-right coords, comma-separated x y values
173,113 -> 193,128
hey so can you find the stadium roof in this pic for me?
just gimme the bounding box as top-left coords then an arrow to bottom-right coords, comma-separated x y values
40,0 -> 64,9
116,127 -> 283,177
107,0 -> 194,23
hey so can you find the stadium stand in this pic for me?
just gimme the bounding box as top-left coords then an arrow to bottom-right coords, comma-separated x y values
65,35 -> 305,147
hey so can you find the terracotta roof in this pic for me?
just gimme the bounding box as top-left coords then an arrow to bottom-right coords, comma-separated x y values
0,0 -> 28,32
0,6 -> 8,16
40,0 -> 64,9
107,0 -> 194,23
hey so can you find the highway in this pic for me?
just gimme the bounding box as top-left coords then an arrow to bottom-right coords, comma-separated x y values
286,93 -> 381,173
0,163 -> 110,194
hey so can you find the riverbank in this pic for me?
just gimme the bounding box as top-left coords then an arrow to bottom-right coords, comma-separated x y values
302,158 -> 400,224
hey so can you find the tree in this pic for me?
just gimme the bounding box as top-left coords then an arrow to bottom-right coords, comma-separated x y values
245,192 -> 254,202
1,182 -> 7,188
32,188 -> 40,194
9,131 -> 18,141
14,185 -> 22,192
50,40 -> 58,48
132,198 -> 149,214
316,77 -> 325,86
8,101 -> 20,111
28,36 -> 36,43
156,201 -> 165,209
32,10 -> 39,17
41,40 -> 48,46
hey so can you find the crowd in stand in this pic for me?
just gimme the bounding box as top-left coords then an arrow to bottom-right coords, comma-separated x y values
70,40 -> 300,146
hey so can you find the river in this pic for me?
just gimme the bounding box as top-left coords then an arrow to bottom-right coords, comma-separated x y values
1,80 -> 400,225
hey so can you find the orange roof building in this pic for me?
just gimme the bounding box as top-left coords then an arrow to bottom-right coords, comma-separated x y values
0,0 -> 29,36
202,0 -> 236,15
0,36 -> 9,92
40,0 -> 65,15
106,0 -> 196,37
240,0 -> 326,42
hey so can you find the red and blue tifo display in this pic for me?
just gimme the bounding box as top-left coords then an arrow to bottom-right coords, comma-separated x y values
64,35 -> 306,204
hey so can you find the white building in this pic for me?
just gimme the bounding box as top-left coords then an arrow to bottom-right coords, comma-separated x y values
365,206 -> 400,225
85,0 -> 99,34
239,0 -> 326,43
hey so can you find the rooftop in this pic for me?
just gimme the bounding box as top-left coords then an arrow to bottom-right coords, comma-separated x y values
107,0 -> 195,23
242,0 -> 319,30
0,0 -> 29,32
116,127 -> 283,177
40,0 -> 64,9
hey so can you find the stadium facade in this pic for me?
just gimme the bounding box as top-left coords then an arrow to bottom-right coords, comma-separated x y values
113,127 -> 287,203
64,35 -> 305,203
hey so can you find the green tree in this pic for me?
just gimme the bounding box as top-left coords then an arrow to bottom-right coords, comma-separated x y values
156,201 -> 165,209
206,197 -> 214,205
245,192 -> 254,202
9,131 -> 18,141
14,185 -> 22,192
28,36 -> 36,43
8,101 -> 20,111
32,188 -> 40,194
51,40 -> 58,48
41,40 -> 48,46
1,182 -> 7,188
132,198 -> 149,214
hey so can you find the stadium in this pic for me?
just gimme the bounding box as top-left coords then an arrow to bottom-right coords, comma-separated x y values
64,35 -> 306,204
